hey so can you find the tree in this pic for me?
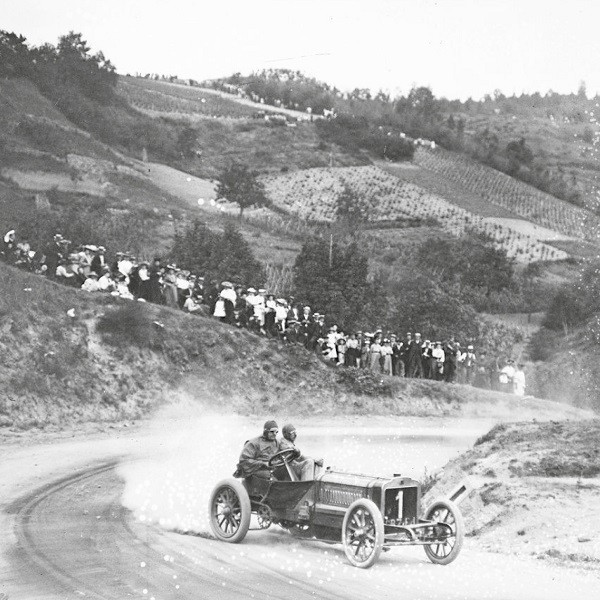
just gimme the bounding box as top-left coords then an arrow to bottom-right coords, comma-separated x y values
176,126 -> 198,159
170,220 -> 215,275
543,289 -> 588,334
215,222 -> 264,285
416,231 -> 515,302
335,185 -> 373,235
215,163 -> 270,219
29,31 -> 117,108
374,90 -> 390,103
387,273 -> 480,341
293,239 -> 373,329
54,32 -> 117,103
505,138 -> 534,174
0,30 -> 32,77
170,219 -> 263,286
493,89 -> 505,102
472,127 -> 500,163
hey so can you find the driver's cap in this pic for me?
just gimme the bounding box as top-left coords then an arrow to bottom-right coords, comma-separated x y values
282,424 -> 296,438
263,420 -> 278,431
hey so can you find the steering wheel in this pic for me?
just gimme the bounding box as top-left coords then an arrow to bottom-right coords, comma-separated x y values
268,448 -> 300,469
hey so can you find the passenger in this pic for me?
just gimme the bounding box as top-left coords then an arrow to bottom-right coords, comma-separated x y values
234,420 -> 281,496
279,424 -> 323,481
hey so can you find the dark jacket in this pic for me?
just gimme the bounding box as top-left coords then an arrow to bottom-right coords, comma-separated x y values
234,435 -> 280,478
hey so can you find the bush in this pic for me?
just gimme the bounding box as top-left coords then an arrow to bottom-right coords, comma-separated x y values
528,327 -> 560,362
316,114 -> 414,161
96,302 -> 157,348
543,289 -> 590,332
474,423 -> 507,446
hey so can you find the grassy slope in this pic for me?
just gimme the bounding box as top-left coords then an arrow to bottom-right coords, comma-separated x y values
464,111 -> 599,208
2,76 -> 599,419
118,76 -> 368,180
0,262 -> 584,431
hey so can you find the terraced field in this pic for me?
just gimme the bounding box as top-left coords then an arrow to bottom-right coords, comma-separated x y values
414,146 -> 600,242
261,165 -> 570,262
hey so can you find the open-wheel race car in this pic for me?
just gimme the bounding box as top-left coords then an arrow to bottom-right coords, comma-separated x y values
208,448 -> 464,568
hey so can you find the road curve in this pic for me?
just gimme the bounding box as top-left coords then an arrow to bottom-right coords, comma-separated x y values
7,462 -> 600,600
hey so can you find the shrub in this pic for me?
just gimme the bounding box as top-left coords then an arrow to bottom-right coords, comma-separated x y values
474,423 -> 508,446
528,327 -> 560,362
96,302 -> 157,348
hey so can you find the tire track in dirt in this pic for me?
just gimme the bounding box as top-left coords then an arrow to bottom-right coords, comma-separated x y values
9,458 -> 600,600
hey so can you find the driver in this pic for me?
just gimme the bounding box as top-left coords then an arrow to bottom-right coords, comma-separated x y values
234,420 -> 281,495
279,424 -> 323,481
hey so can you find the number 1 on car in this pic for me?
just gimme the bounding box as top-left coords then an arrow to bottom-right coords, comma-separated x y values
395,491 -> 403,522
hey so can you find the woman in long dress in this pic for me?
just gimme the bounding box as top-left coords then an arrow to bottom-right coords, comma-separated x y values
369,339 -> 382,373
163,266 -> 179,308
380,339 -> 393,376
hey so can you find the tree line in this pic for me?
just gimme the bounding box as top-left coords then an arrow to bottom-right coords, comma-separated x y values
0,29 -> 198,164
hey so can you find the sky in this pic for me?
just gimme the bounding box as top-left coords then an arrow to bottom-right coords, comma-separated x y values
3,0 -> 600,101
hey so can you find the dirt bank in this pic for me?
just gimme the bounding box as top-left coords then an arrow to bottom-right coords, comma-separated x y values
423,419 -> 600,571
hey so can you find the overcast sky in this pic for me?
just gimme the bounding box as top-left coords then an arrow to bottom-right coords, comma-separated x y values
3,0 -> 600,100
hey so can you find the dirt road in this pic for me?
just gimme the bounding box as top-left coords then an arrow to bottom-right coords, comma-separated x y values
2,426 -> 599,600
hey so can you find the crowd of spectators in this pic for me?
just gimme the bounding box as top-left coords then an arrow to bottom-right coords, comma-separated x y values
1,229 -> 525,395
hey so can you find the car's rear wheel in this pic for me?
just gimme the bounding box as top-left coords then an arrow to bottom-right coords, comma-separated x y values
208,479 -> 251,543
342,499 -> 384,568
423,499 -> 464,565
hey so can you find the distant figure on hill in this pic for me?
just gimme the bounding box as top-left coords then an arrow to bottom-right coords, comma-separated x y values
498,359 -> 516,393
407,332 -> 424,378
464,345 -> 477,385
444,337 -> 458,383
2,230 -> 16,262
432,342 -> 445,381
44,234 -> 64,279
513,364 -> 526,397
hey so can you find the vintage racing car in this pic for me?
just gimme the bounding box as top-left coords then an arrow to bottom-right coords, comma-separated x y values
208,448 -> 464,568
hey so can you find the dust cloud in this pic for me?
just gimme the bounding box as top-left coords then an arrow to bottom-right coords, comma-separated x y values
118,395 -> 259,534
117,396 -> 491,535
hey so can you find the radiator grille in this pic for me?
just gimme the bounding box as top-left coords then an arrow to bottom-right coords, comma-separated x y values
319,484 -> 365,507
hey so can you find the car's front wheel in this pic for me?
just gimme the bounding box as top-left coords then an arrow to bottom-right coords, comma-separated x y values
423,499 -> 464,565
342,499 -> 384,568
208,479 -> 251,543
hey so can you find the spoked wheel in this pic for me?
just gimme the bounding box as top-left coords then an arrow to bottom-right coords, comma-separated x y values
208,479 -> 251,543
342,499 -> 384,568
423,499 -> 464,565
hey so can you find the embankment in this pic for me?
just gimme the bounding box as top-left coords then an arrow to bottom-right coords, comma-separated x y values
0,263 -> 588,431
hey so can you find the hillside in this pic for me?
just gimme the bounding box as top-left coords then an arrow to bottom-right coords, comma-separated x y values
2,46 -> 600,417
1,261 -> 585,432
118,76 -> 368,178
260,164 -> 570,263
3,75 -> 597,265
117,78 -> 600,264
462,108 -> 600,210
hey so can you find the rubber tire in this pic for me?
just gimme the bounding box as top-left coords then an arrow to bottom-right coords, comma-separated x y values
208,478 -> 251,543
423,499 -> 464,565
342,498 -> 385,568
